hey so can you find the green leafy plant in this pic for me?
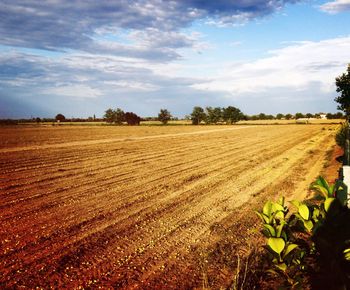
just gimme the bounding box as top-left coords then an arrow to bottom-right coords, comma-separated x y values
311,176 -> 348,207
256,176 -> 350,288
255,198 -> 306,287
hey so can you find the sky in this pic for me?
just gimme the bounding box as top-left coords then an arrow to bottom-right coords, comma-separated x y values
1,0 -> 350,118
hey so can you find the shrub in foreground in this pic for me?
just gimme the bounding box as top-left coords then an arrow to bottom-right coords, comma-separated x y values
335,122 -> 349,149
256,176 -> 350,288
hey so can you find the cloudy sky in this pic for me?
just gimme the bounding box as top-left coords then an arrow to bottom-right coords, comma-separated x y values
1,0 -> 350,118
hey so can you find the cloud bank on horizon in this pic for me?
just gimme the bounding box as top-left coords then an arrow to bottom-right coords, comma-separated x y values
0,0 -> 350,118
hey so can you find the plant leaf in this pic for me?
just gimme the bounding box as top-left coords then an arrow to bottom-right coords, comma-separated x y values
290,200 -> 301,209
276,223 -> 285,238
254,211 -> 265,222
312,207 -> 320,220
274,211 -> 285,220
278,196 -> 285,207
272,202 -> 284,212
344,248 -> 350,260
303,220 -> 313,232
316,176 -> 329,190
283,243 -> 298,259
324,198 -> 335,212
281,231 -> 288,241
268,237 -> 285,255
266,269 -> 278,275
311,184 -> 329,198
263,224 -> 276,237
299,204 -> 310,220
263,201 -> 272,217
275,262 -> 287,272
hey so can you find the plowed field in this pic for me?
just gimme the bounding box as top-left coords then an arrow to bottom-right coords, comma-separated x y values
0,124 -> 339,288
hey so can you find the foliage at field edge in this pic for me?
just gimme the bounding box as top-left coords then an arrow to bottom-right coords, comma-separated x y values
255,176 -> 350,289
335,64 -> 350,118
335,121 -> 349,149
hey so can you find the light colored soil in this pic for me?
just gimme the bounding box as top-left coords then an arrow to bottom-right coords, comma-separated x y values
0,124 -> 339,288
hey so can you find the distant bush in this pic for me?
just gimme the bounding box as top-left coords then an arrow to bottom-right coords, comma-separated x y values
55,114 -> 66,122
158,109 -> 172,125
125,112 -> 141,125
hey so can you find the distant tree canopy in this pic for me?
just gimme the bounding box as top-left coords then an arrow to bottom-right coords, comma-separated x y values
125,112 -> 141,125
55,114 -> 66,122
104,108 -> 115,123
335,64 -> 350,118
205,107 -> 222,124
276,113 -> 284,120
222,106 -> 243,124
191,106 -> 206,125
114,108 -> 125,124
158,109 -> 172,124
306,113 -> 314,118
104,108 -> 125,124
285,114 -> 292,120
248,113 -> 275,120
326,112 -> 344,119
295,112 -> 304,119
190,105 -> 244,125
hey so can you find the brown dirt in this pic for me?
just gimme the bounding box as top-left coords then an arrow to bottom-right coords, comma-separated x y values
0,124 -> 339,288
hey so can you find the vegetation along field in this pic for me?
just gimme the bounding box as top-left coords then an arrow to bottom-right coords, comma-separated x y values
0,124 -> 340,288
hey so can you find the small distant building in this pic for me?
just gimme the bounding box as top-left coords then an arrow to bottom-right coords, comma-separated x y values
319,113 -> 327,119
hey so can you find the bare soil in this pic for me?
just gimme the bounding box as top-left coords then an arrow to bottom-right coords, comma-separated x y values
0,124 -> 339,288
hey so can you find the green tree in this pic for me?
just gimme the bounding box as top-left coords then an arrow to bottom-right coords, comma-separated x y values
55,113 -> 66,122
335,64 -> 350,119
276,113 -> 284,120
335,112 -> 344,119
222,106 -> 243,124
104,108 -> 115,123
115,108 -> 125,125
306,113 -> 313,118
295,112 -> 304,119
205,106 -> 222,124
125,112 -> 141,125
191,106 -> 206,125
326,113 -> 334,119
158,109 -> 172,124
285,113 -> 292,120
258,113 -> 267,120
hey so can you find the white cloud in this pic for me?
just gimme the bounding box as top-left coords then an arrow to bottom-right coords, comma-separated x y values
44,85 -> 102,98
319,0 -> 350,14
192,36 -> 350,96
0,1 -> 298,60
102,80 -> 160,91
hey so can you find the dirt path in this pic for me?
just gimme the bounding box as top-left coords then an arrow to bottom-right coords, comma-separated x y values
0,125 -> 338,288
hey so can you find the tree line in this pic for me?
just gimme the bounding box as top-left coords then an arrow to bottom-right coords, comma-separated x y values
188,108 -> 345,124
189,106 -> 244,125
104,108 -> 142,125
103,108 -> 173,125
